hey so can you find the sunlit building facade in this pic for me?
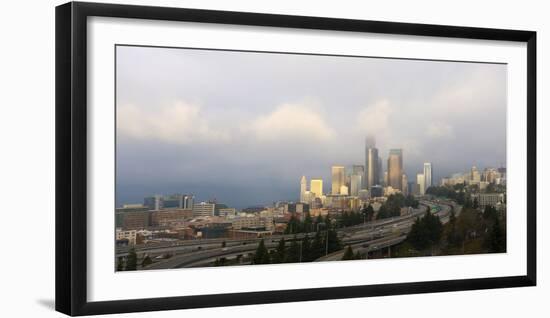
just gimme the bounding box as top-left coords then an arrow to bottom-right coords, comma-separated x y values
331,166 -> 346,195
310,178 -> 323,198
387,149 -> 403,191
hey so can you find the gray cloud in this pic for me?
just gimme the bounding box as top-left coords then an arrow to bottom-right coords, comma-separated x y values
116,46 -> 506,208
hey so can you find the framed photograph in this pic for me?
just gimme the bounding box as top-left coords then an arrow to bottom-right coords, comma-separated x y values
55,1 -> 536,316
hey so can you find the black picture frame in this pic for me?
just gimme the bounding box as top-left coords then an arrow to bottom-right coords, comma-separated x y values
55,1 -> 537,316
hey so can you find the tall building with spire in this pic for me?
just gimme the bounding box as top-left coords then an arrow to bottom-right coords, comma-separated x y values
365,136 -> 379,189
300,176 -> 307,202
387,149 -> 403,191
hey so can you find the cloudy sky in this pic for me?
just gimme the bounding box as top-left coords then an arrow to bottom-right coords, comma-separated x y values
116,45 -> 507,209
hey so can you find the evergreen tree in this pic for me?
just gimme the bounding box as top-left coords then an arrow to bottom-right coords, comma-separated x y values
116,256 -> 124,271
304,212 -> 313,233
483,205 -> 498,221
457,189 -> 466,205
342,245 -> 355,260
125,248 -> 137,271
286,236 -> 300,263
285,215 -> 301,234
366,204 -> 375,221
463,195 -> 473,208
273,237 -> 286,263
252,239 -> 270,264
486,217 -> 506,253
326,227 -> 342,253
301,234 -> 311,261
446,207 -> 462,247
315,215 -> 323,227
406,207 -> 443,252
473,197 -> 479,209
377,205 -> 388,219
311,230 -> 324,260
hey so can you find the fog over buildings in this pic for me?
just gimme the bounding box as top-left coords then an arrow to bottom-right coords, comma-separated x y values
116,45 -> 506,208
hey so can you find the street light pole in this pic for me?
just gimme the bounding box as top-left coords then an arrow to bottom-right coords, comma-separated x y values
299,239 -> 303,262
325,229 -> 329,256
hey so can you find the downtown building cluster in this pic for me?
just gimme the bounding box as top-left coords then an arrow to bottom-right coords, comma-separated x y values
299,136 -> 434,211
440,166 -> 507,209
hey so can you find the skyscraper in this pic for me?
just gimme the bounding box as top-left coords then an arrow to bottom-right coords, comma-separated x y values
387,149 -> 403,191
331,166 -> 346,195
352,165 -> 365,175
377,157 -> 383,185
471,166 -> 481,183
300,176 -> 307,203
423,162 -> 433,191
402,174 -> 408,196
365,136 -> 379,189
417,173 -> 426,195
310,178 -> 323,198
350,174 -> 362,196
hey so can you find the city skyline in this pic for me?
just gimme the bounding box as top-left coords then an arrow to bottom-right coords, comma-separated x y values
116,46 -> 506,209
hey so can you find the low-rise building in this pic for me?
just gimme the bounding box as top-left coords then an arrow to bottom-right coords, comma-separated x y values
192,202 -> 216,217
231,214 -> 274,231
116,228 -> 137,246
218,208 -> 237,217
473,193 -> 505,208
150,209 -> 193,227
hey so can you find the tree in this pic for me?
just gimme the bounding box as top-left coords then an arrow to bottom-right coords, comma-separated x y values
463,195 -> 473,209
406,207 -> 443,252
304,212 -> 313,233
326,227 -> 341,253
486,217 -> 506,253
342,245 -> 355,260
405,194 -> 419,208
221,240 -> 226,248
446,207 -> 462,248
272,238 -> 286,263
473,197 -> 479,209
483,205 -> 498,221
301,234 -> 311,261
377,205 -> 389,219
141,255 -> 152,267
285,215 -> 301,234
252,239 -> 270,264
286,236 -> 301,263
457,208 -> 481,243
456,189 -> 465,205
366,204 -> 375,221
311,230 -> 324,260
125,248 -> 138,270
315,215 -> 324,227
116,256 -> 124,271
